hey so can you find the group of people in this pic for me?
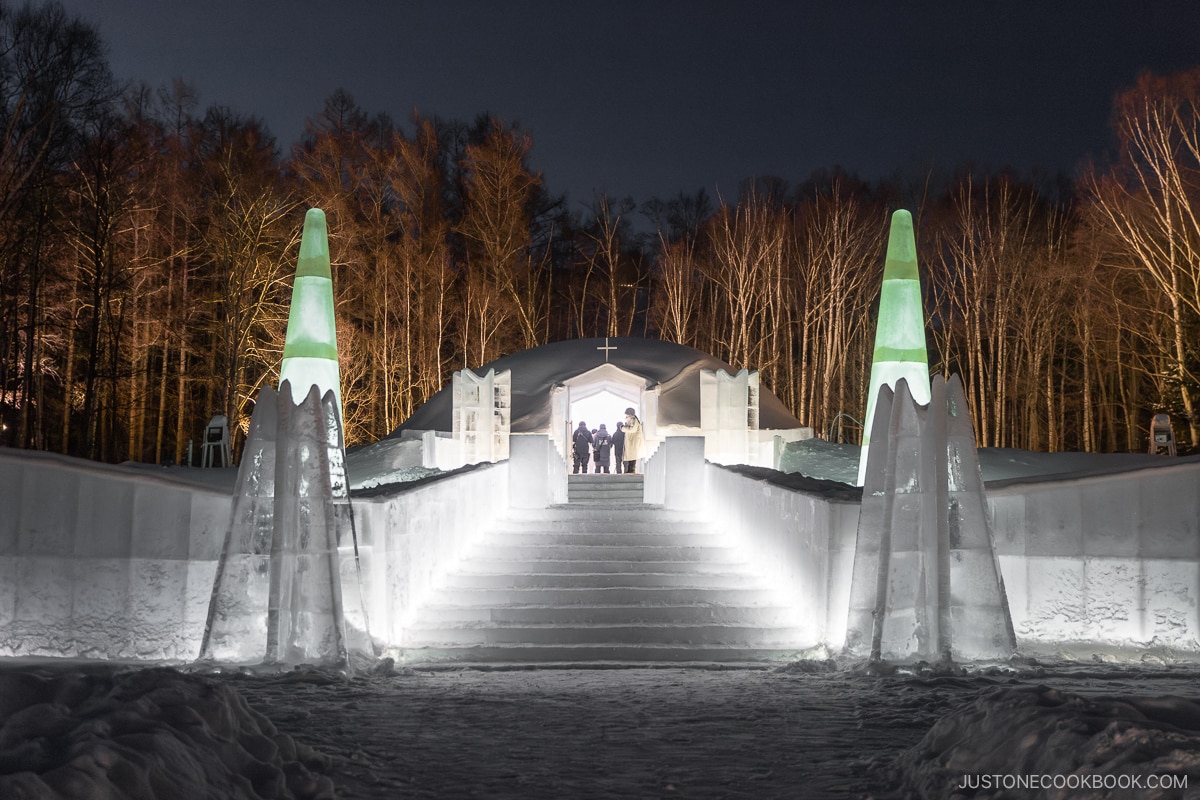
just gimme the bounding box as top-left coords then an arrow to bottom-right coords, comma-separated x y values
572,407 -> 643,474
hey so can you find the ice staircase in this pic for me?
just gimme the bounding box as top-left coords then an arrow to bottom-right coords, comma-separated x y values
400,494 -> 810,664
567,472 -> 643,504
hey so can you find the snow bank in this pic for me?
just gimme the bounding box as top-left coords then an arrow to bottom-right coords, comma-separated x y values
0,664 -> 334,799
888,684 -> 1200,798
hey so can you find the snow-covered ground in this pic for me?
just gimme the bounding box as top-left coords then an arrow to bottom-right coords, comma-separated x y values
4,659 -> 1199,799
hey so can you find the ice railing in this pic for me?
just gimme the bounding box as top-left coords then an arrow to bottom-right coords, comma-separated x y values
644,437 -> 859,651
351,459 -> 510,650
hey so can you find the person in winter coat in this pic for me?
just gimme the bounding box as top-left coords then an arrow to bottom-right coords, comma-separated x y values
572,421 -> 592,474
622,407 -> 643,474
612,422 -> 625,474
592,424 -> 612,473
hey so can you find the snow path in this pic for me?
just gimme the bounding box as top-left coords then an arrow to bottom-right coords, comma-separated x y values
225,662 -> 1200,799
224,663 -> 984,798
5,659 -> 1198,798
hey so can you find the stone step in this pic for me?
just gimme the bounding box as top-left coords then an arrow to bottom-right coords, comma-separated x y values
397,643 -> 809,664
403,622 -> 811,647
416,604 -> 801,626
440,571 -> 762,590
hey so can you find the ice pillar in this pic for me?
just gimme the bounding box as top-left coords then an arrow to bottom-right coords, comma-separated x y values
279,208 -> 341,415
200,383 -> 372,666
700,368 -> 760,465
857,209 -> 930,486
844,375 -> 1015,663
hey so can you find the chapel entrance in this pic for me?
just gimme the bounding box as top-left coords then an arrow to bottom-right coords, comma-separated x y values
549,362 -> 656,463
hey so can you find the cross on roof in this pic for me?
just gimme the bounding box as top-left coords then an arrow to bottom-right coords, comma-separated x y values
597,337 -> 617,362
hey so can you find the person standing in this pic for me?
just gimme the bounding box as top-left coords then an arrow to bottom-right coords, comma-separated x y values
572,421 -> 592,474
612,421 -> 625,474
622,407 -> 643,474
593,424 -> 612,473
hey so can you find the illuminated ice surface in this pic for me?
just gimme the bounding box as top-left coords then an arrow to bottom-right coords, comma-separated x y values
201,381 -> 372,668
845,376 -> 1015,663
278,208 -> 342,414
858,209 -> 931,486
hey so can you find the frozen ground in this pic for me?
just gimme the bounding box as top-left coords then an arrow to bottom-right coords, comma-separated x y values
5,659 -> 1199,799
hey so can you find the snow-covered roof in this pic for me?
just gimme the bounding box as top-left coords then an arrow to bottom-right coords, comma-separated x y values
390,337 -> 804,436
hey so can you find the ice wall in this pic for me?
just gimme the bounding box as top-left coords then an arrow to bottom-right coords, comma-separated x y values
845,376 -> 1015,662
452,367 -> 511,466
0,450 -> 229,660
705,462 -> 861,650
988,461 -> 1200,654
700,368 -> 760,466
4,429 -> 1200,662
201,382 -> 370,667
351,461 -> 510,647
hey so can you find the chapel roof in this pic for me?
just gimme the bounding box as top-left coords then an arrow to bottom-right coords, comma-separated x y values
388,337 -> 804,436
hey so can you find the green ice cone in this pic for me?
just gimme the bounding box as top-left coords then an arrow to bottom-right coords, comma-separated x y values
279,208 -> 342,413
857,209 -> 930,485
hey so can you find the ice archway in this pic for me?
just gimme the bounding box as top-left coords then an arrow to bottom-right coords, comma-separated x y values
555,362 -> 654,460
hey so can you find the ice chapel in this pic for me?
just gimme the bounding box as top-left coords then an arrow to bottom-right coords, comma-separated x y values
386,337 -> 812,470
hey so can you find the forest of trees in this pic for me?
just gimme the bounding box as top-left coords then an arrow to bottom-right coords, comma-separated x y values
2,2 -> 1200,463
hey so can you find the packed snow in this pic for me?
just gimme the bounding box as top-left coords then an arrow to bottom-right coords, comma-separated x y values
5,659 -> 1200,798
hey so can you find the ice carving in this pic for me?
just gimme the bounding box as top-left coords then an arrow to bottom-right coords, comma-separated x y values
858,210 -> 931,485
700,368 -> 760,465
200,382 -> 372,666
278,208 -> 342,415
845,374 -> 1015,662
200,206 -> 370,667
451,367 -> 511,466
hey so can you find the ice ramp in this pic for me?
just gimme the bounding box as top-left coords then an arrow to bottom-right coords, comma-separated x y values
397,503 -> 813,664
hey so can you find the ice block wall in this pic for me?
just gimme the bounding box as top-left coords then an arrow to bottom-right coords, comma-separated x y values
350,460 -> 510,646
452,368 -> 511,467
0,449 -> 230,660
700,368 -> 760,466
987,461 -> 1200,653
704,461 -> 862,650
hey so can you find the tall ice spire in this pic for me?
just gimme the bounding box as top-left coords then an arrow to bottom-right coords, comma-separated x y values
857,209 -> 930,486
279,208 -> 341,413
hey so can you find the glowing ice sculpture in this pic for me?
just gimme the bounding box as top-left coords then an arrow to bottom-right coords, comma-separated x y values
857,209 -> 930,486
452,367 -> 511,466
279,208 -> 342,414
200,382 -> 372,666
201,207 -> 370,667
700,368 -> 760,465
844,375 -> 1015,663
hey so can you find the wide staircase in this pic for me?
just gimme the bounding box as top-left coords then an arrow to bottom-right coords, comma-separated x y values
400,476 -> 809,664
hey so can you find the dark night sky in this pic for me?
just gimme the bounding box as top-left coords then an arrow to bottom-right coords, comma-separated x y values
54,0 -> 1200,209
